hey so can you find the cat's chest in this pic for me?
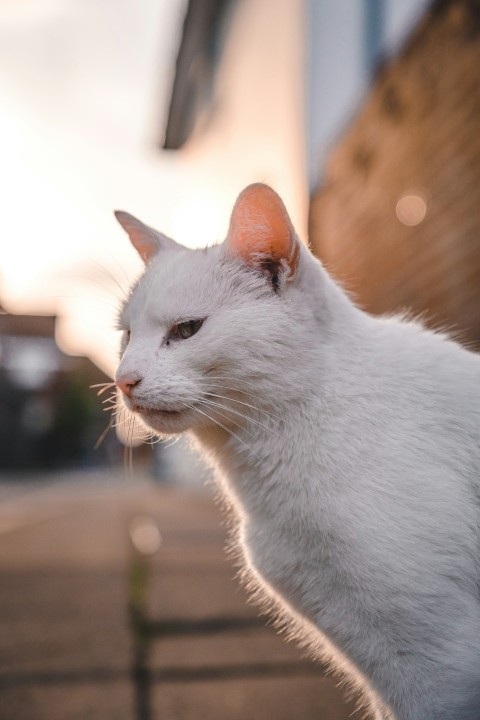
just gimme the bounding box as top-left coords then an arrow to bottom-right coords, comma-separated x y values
240,504 -> 346,621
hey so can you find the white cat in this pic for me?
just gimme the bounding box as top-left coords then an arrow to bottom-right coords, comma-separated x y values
114,184 -> 480,720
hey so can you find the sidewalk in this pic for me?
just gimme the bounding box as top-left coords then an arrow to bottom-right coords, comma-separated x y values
0,471 -> 360,720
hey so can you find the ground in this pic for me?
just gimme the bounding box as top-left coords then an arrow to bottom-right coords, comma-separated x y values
0,469 -> 361,720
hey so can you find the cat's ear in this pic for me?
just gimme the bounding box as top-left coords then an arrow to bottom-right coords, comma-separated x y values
225,183 -> 300,286
114,210 -> 182,263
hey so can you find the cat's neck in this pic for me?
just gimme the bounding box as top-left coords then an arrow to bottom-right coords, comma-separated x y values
191,396 -> 320,520
193,332 -> 360,519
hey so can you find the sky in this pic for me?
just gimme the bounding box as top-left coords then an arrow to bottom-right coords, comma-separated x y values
0,0 -> 306,376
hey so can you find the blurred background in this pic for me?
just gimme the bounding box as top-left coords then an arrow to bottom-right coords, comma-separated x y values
0,0 -> 479,718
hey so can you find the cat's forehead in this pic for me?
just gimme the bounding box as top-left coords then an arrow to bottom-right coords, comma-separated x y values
126,245 -> 225,321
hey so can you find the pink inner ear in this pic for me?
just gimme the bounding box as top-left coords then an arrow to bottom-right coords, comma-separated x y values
114,211 -> 158,263
227,184 -> 298,274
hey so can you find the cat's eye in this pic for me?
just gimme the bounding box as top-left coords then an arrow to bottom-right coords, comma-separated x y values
173,319 -> 204,340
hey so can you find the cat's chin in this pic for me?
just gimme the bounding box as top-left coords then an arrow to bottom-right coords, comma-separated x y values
134,407 -> 196,435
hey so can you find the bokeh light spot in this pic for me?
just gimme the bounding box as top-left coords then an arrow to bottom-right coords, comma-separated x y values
129,515 -> 162,555
396,192 -> 427,226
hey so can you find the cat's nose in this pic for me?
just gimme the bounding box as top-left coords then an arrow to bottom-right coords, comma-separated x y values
115,373 -> 141,398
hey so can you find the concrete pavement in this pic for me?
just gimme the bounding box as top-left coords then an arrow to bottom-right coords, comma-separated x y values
0,470 -> 362,719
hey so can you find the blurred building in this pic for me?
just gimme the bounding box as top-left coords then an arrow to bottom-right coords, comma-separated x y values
304,0 -> 431,189
167,0 -> 480,347
309,0 -> 480,348
310,0 -> 480,344
0,309 -> 118,471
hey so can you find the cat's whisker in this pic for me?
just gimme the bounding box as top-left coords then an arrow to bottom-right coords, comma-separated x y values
161,436 -> 181,450
199,397 -> 280,436
210,400 -> 280,437
187,403 -> 260,459
48,291 -> 122,306
123,420 -> 128,476
126,417 -> 132,478
96,384 -> 117,397
123,415 -> 134,481
102,392 -> 117,402
112,410 -> 130,428
129,426 -> 135,478
202,375 -> 259,388
197,399 -> 256,438
202,390 -> 278,422
84,257 -> 130,298
113,405 -> 128,420
206,389 -> 275,412
94,417 -> 114,450
109,256 -> 133,293
187,402 -> 238,440
79,276 -> 125,303
202,377 -> 265,394
132,424 -> 158,440
114,407 -> 155,443
112,410 -> 125,425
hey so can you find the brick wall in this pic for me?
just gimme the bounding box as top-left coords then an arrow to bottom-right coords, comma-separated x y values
309,0 -> 480,346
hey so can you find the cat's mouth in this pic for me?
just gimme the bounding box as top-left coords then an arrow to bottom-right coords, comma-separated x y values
121,396 -> 202,434
130,401 -> 185,418
127,400 -> 198,435
127,398 -> 197,425
150,408 -> 184,418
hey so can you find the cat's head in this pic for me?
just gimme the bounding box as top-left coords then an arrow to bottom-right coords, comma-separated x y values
114,183 -> 319,437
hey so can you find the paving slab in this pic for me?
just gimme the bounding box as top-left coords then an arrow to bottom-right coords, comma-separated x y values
1,680 -> 132,720
0,472 -> 366,720
152,676 -> 360,720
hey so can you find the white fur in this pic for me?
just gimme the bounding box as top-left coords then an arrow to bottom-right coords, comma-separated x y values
116,216 -> 480,719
